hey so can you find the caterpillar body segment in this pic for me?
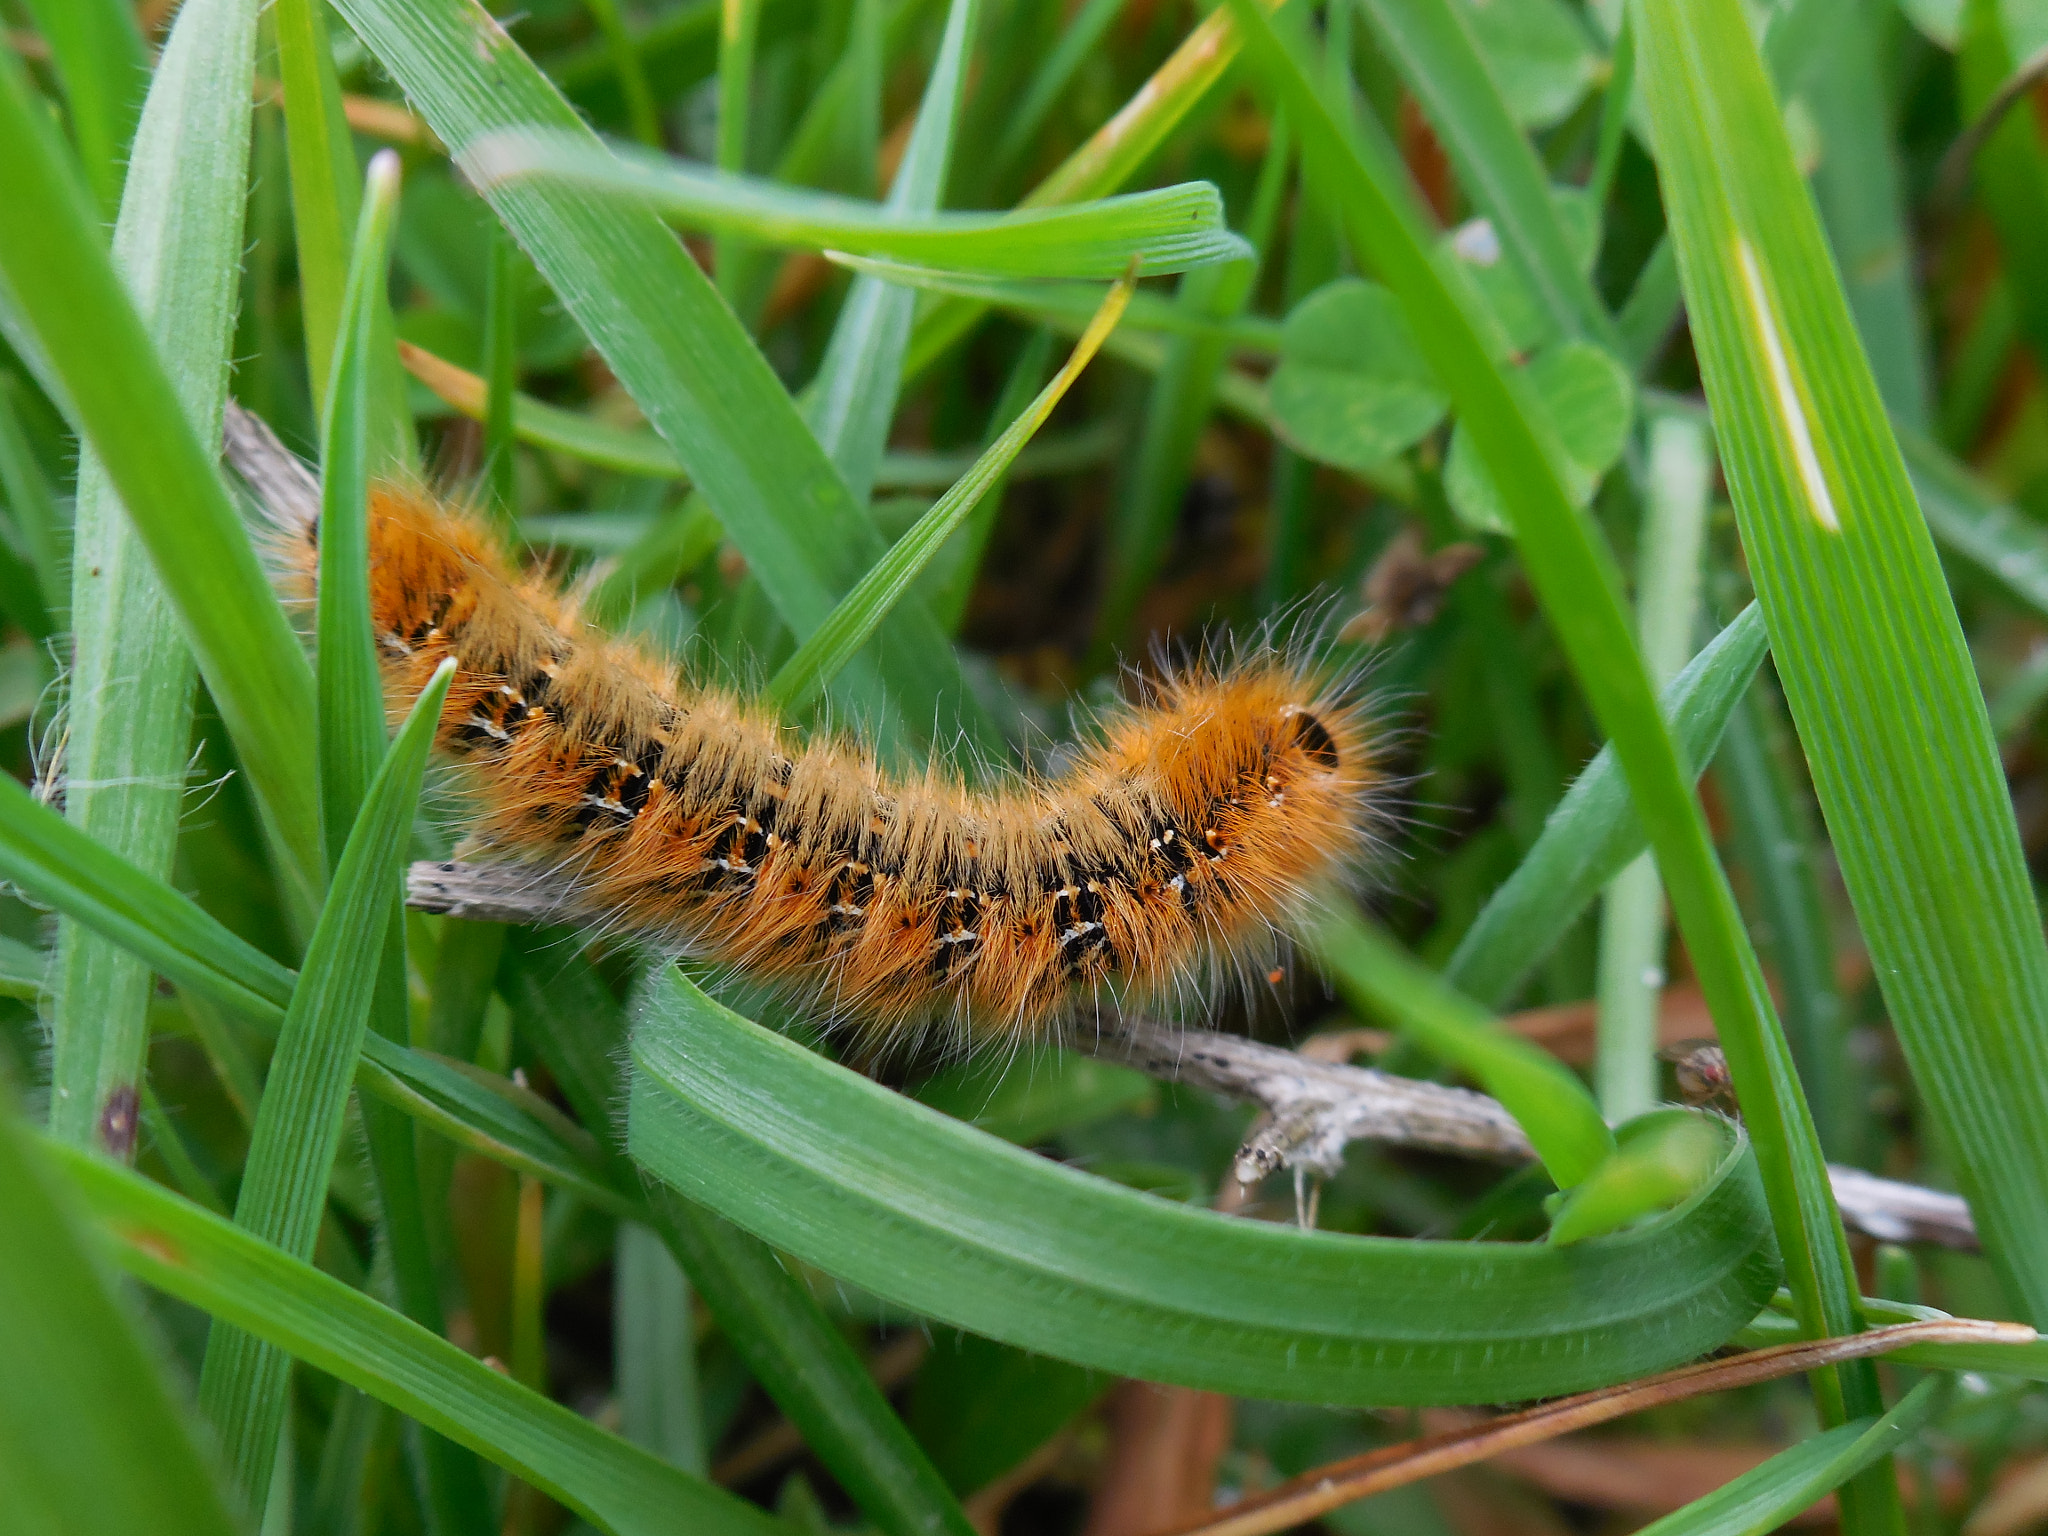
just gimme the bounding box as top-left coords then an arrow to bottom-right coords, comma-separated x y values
230,406 -> 1387,1047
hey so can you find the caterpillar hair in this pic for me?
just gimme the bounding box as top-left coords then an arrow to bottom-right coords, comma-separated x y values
221,403 -> 1392,1051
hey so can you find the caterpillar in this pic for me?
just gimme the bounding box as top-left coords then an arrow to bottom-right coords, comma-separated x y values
222,404 -> 1388,1049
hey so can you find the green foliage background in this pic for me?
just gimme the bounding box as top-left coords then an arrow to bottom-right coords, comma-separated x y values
4,0 -> 2048,1531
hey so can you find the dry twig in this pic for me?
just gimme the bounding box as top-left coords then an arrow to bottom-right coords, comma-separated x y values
1150,1319 -> 2033,1536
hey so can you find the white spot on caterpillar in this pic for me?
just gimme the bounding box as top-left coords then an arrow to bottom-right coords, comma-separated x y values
1733,236 -> 1839,533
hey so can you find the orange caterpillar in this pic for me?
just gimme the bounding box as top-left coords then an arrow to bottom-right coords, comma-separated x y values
224,407 -> 1387,1045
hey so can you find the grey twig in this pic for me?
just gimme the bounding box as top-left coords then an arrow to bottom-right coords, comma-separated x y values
405,857 -> 1980,1251
1080,1015 -> 1532,1179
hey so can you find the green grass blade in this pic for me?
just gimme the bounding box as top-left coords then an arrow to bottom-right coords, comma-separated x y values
332,0 -> 989,754
1632,1378 -> 1944,1536
1547,1110 -> 1727,1245
902,0 -> 1283,382
1596,410 -> 1711,1121
466,137 -> 1253,279
355,1047 -> 636,1217
15,0 -> 147,213
711,0 -> 762,309
650,1194 -> 982,1536
1766,0 -> 1931,429
0,43 -> 324,920
0,381 -> 65,614
1357,0 -> 1620,354
614,1224 -> 705,1472
52,1142 -> 790,1536
0,762 -> 298,1024
1231,0 -> 1879,1455
804,0 -> 978,509
197,661 -> 455,1514
768,276 -> 1132,715
830,258 -> 1285,349
0,1100 -> 242,1536
1898,428 -> 2048,619
989,0 -> 1125,181
399,340 -> 688,479
1308,905 -> 1613,1188
1437,537 -> 1768,1001
0,935 -> 46,1000
46,0 -> 257,1159
7,748 -> 613,1224
1717,679 -> 1858,1162
928,328 -> 1055,632
1091,121 -> 1287,663
323,168 -> 497,1529
1637,0 -> 2048,1332
318,148 -> 404,858
270,0 -> 364,418
482,226 -> 520,519
629,966 -> 1778,1404
269,0 -> 413,470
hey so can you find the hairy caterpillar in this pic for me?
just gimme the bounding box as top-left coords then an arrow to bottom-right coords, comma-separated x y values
222,405 -> 1387,1047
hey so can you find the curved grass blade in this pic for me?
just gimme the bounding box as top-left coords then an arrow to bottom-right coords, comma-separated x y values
1225,0 -> 1876,1447
46,0 -> 257,1159
465,134 -> 1252,279
51,1141 -> 789,1536
197,660 -> 456,1514
1547,1110 -> 1727,1246
1631,1377 -> 1944,1536
0,1101 -> 241,1536
831,259 -> 1285,351
0,42 -> 323,918
628,966 -> 1779,1405
768,272 -> 1134,715
1637,0 -> 2048,1331
1308,905 -> 1613,1188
